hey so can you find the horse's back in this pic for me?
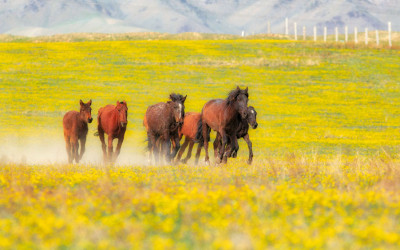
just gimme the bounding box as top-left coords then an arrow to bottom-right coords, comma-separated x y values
97,104 -> 117,134
63,111 -> 79,130
201,99 -> 225,130
180,112 -> 201,139
145,102 -> 169,131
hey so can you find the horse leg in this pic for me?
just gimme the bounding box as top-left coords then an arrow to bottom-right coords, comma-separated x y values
217,130 -> 228,164
98,129 -> 107,163
231,137 -> 239,158
213,133 -> 221,159
163,132 -> 171,164
177,137 -> 189,162
243,134 -> 253,164
64,135 -> 72,164
170,134 -> 181,162
182,140 -> 194,164
107,135 -> 113,163
202,122 -> 210,165
194,142 -> 202,165
79,136 -> 86,161
114,136 -> 124,162
70,137 -> 79,164
223,135 -> 237,164
149,133 -> 158,164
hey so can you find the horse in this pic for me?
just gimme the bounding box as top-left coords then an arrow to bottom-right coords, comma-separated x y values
97,101 -> 128,163
213,106 -> 258,164
196,86 -> 249,164
175,112 -> 205,165
63,100 -> 93,163
144,93 -> 186,164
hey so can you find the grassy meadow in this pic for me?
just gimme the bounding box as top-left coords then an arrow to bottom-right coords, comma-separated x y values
1,33 -> 400,248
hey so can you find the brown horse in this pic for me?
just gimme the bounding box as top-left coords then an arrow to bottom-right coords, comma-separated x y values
97,101 -> 128,163
176,112 -> 205,165
144,93 -> 186,164
214,106 -> 258,164
63,100 -> 93,163
197,86 -> 249,164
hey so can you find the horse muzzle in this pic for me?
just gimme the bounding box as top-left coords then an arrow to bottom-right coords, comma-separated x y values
121,122 -> 127,128
252,123 -> 258,129
88,118 -> 93,123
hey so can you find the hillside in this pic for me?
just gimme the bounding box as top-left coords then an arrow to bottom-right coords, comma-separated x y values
0,0 -> 399,36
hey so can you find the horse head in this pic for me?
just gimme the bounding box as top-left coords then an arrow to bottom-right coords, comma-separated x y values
227,86 -> 249,119
116,101 -> 128,128
80,99 -> 93,123
247,106 -> 258,129
169,93 -> 187,125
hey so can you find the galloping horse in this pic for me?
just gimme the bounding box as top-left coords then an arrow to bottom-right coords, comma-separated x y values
63,100 -> 93,163
176,112 -> 205,165
197,86 -> 249,164
144,94 -> 186,164
97,101 -> 128,163
214,106 -> 258,164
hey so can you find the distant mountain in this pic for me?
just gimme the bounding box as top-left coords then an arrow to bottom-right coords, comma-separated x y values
0,0 -> 398,36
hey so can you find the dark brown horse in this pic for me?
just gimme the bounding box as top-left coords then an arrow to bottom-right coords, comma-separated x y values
63,100 -> 93,163
197,86 -> 249,164
176,112 -> 205,165
144,93 -> 186,164
97,101 -> 128,163
214,106 -> 258,164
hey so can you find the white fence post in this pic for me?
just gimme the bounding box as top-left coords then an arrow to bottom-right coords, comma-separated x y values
242,30 -> 245,37
314,26 -> 317,42
345,26 -> 348,42
303,26 -> 306,40
335,27 -> 338,42
285,18 -> 288,35
365,28 -> 368,45
324,26 -> 327,42
267,21 -> 271,34
376,30 -> 379,46
388,22 -> 392,47
294,22 -> 297,40
354,27 -> 358,43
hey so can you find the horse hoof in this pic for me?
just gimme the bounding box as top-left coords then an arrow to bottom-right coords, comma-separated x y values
205,160 -> 210,165
247,159 -> 253,165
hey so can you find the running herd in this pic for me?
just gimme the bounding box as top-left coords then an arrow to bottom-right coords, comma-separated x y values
62,86 -> 258,165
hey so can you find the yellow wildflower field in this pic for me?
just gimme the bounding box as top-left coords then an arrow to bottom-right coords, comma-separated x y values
0,35 -> 400,248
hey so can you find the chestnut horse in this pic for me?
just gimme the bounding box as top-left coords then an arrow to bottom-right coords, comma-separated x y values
214,106 -> 258,164
97,101 -> 128,163
176,112 -> 205,165
63,100 -> 93,163
144,93 -> 186,164
197,86 -> 249,164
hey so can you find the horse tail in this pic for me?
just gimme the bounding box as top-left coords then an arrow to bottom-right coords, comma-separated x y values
194,119 -> 203,142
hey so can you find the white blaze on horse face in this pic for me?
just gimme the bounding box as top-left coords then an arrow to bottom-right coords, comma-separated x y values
178,104 -> 182,119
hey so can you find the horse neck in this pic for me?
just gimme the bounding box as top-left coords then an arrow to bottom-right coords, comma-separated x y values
78,112 -> 87,124
225,100 -> 239,121
111,109 -> 122,130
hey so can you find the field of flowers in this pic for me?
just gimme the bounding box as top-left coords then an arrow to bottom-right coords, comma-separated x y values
0,34 -> 400,248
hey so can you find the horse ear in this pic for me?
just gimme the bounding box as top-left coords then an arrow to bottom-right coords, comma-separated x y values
88,99 -> 92,106
236,86 -> 240,91
80,100 -> 84,106
245,87 -> 248,93
182,95 -> 187,103
116,101 -> 120,106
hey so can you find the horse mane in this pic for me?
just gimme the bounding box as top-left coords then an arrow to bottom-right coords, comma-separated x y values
226,88 -> 248,106
169,93 -> 185,103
